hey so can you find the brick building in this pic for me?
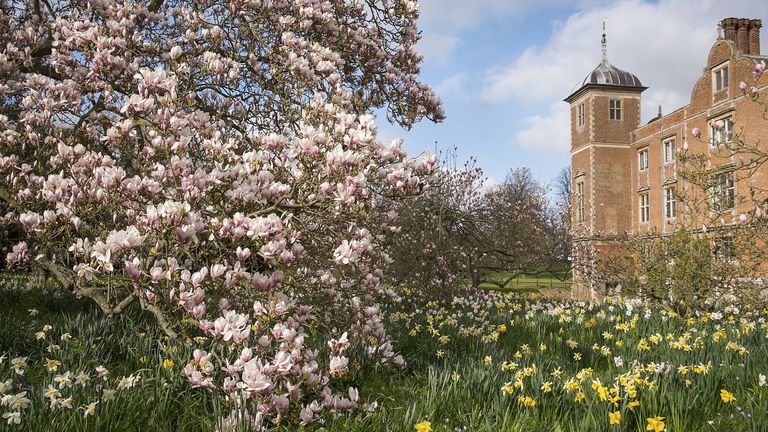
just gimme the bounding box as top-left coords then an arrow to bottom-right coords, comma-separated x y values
566,17 -> 768,298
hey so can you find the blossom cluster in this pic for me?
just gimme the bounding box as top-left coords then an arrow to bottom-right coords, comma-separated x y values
182,292 -> 378,428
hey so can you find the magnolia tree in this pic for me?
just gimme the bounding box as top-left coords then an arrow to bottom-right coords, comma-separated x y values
472,168 -> 556,288
384,153 -> 483,294
0,0 -> 444,427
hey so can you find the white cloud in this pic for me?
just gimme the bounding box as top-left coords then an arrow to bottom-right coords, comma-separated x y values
434,73 -> 467,98
417,33 -> 462,65
480,175 -> 499,193
417,0 -> 568,63
486,0 -> 767,154
513,102 -> 571,153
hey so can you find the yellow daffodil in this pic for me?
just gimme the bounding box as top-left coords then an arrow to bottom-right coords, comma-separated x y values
414,421 -> 432,432
646,416 -> 665,432
608,411 -> 621,425
45,358 -> 61,372
517,395 -> 536,407
720,389 -> 736,403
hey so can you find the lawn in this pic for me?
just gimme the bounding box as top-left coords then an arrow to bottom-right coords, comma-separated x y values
475,266 -> 573,291
1,276 -> 766,431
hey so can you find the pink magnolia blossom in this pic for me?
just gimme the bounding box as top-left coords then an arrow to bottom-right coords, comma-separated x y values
756,60 -> 766,76
691,127 -> 701,137
6,242 -> 28,266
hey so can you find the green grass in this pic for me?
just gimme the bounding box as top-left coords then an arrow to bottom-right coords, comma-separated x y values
2,275 -> 767,431
476,269 -> 572,291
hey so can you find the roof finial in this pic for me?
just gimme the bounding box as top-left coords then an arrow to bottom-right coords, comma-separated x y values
658,105 -> 662,117
601,19 -> 608,61
717,22 -> 723,39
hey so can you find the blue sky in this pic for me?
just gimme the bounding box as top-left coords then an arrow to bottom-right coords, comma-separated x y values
377,0 -> 768,191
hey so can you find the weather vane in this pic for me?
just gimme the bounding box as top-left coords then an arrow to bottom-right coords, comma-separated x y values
602,18 -> 608,60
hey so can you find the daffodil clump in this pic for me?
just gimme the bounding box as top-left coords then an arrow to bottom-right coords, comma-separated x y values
5,284 -> 768,431
391,292 -> 768,431
1,322 -> 143,427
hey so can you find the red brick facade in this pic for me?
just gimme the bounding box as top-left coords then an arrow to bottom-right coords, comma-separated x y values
567,18 -> 768,298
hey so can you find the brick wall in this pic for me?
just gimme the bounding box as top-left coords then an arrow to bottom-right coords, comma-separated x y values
567,18 -> 768,299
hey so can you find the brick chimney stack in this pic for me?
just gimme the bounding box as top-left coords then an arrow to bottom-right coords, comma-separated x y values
749,19 -> 762,55
722,18 -> 737,43
721,18 -> 762,55
737,18 -> 750,53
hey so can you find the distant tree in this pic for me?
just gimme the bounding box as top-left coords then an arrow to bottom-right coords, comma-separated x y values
553,166 -> 572,211
550,166 -> 573,270
471,168 -> 554,288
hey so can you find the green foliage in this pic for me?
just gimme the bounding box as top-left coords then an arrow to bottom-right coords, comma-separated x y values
596,229 -> 752,313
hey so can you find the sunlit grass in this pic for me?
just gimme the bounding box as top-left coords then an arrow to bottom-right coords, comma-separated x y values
2,276 -> 767,431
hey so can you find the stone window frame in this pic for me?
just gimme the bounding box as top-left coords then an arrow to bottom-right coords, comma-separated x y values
713,235 -> 736,261
638,147 -> 649,171
710,170 -> 735,213
609,99 -> 622,120
712,61 -> 730,93
709,114 -> 734,148
576,180 -> 585,224
663,186 -> 676,219
662,135 -> 676,164
639,191 -> 650,223
577,103 -> 585,127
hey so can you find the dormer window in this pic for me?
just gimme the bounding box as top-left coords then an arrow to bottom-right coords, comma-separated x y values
609,99 -> 622,120
713,63 -> 729,92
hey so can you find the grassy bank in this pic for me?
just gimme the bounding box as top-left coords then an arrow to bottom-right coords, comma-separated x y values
2,277 -> 766,431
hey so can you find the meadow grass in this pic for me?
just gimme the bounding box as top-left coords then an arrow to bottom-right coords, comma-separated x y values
1,276 -> 767,431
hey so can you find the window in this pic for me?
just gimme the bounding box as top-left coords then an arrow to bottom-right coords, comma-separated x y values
664,187 -> 676,219
714,236 -> 736,260
663,137 -> 676,163
577,103 -> 585,127
711,172 -> 735,212
639,192 -> 650,223
609,99 -> 622,120
638,149 -> 649,171
709,116 -> 734,146
713,63 -> 729,92
576,181 -> 585,223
